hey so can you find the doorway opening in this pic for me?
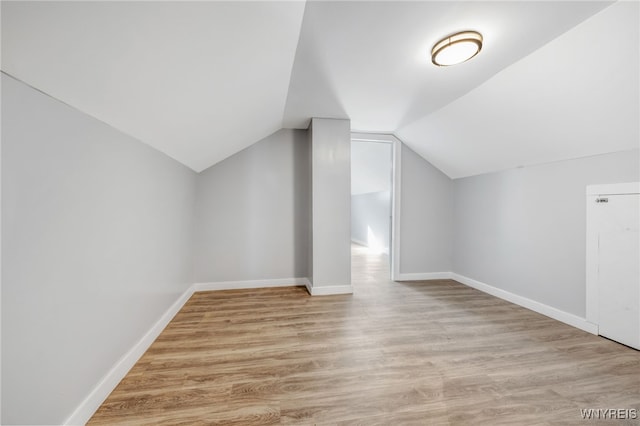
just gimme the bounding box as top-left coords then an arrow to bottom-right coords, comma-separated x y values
350,133 -> 402,282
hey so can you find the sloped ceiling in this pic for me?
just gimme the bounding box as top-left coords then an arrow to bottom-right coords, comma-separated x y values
3,1 -> 636,177
283,1 -> 612,131
1,1 -> 306,173
396,1 -> 639,178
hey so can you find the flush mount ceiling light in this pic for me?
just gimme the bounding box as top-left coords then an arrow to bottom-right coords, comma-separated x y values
431,31 -> 483,66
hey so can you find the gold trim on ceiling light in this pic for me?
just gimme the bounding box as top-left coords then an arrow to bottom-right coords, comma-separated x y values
431,31 -> 483,66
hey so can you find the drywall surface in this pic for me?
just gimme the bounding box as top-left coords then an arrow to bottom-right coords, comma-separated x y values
351,191 -> 390,252
193,128 -> 310,282
453,150 -> 640,317
351,141 -> 392,195
310,118 -> 351,288
1,73 -> 197,424
307,123 -> 314,283
399,144 -> 453,274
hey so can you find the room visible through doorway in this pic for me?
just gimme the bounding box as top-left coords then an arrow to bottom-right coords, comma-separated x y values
350,137 -> 393,281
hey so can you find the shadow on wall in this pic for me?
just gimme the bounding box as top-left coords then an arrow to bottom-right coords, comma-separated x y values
292,131 -> 311,278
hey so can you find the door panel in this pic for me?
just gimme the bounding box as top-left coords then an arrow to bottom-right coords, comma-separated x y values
597,194 -> 640,349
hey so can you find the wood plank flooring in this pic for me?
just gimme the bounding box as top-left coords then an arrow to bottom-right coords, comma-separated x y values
90,244 -> 639,425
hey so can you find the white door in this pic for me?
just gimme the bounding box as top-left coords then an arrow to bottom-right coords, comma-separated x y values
596,193 -> 640,349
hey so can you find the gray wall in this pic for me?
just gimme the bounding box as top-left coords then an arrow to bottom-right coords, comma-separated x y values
193,128 -> 310,282
453,150 -> 640,317
307,124 -> 313,282
399,144 -> 453,274
310,118 -> 351,288
1,73 -> 197,425
351,191 -> 390,252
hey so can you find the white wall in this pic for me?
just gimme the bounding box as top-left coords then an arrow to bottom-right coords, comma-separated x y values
310,118 -> 351,290
1,73 -> 197,425
453,150 -> 640,318
351,141 -> 392,196
399,144 -> 453,275
193,129 -> 310,283
351,191 -> 390,252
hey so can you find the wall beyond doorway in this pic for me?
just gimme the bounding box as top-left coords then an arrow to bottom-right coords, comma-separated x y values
351,141 -> 392,253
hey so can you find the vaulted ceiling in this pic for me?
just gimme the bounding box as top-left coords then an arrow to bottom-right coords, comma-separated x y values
2,1 -> 637,177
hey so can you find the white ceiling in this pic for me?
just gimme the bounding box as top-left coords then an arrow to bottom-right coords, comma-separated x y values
351,141 -> 392,195
3,1 -> 636,178
1,1 -> 306,172
283,1 -> 612,131
396,1 -> 639,178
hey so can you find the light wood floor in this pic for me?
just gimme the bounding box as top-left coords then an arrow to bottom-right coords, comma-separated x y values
90,244 -> 639,425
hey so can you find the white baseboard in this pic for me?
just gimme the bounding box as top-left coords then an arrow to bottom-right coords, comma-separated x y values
395,272 -> 453,281
193,277 -> 308,292
451,273 -> 598,335
66,271 -> 596,425
195,277 -> 352,297
64,285 -> 195,425
307,284 -> 354,296
66,277 -> 310,424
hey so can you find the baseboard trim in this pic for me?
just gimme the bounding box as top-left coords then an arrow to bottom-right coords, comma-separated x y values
193,277 -> 308,292
451,273 -> 598,335
395,272 -> 453,281
64,285 -> 195,425
65,277 -> 311,424
307,284 -> 354,296
304,278 -> 313,295
195,277 -> 353,297
66,271 -> 596,424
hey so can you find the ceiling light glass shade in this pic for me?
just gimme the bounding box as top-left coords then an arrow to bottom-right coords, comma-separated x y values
431,31 -> 483,66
